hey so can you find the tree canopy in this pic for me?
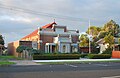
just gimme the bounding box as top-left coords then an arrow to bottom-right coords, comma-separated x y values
86,26 -> 101,36
79,34 -> 89,47
0,35 -> 4,45
80,20 -> 120,49
16,45 -> 27,53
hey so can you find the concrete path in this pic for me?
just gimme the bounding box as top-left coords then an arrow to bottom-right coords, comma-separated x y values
9,58 -> 120,66
10,60 -> 41,66
33,58 -> 120,63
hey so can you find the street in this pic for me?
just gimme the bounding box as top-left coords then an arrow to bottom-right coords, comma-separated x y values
0,63 -> 120,78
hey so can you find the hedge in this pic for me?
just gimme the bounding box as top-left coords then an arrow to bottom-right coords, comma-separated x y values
33,54 -> 81,60
88,54 -> 111,59
80,54 -> 88,58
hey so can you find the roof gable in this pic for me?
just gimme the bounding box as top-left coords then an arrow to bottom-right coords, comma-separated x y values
42,22 -> 57,29
21,29 -> 38,40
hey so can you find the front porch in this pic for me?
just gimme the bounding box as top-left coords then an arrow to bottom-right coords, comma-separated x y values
45,43 -> 56,53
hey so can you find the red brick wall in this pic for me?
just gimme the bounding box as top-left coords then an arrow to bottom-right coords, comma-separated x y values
40,35 -> 53,51
112,51 -> 120,58
72,35 -> 79,43
19,41 -> 32,48
8,41 -> 19,57
8,41 -> 32,57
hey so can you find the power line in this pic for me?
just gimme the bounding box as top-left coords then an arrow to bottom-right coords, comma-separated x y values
0,3 -> 87,22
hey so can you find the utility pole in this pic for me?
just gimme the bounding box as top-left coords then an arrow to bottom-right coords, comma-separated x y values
89,20 -> 91,54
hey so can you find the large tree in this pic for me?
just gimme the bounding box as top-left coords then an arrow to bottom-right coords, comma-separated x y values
79,34 -> 89,47
0,35 -> 4,45
103,20 -> 120,37
86,26 -> 101,36
104,33 -> 114,48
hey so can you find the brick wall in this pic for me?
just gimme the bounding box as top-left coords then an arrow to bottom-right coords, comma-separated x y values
8,41 -> 32,57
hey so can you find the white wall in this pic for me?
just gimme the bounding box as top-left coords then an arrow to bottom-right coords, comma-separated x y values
99,43 -> 109,53
59,43 -> 70,53
32,41 -> 38,49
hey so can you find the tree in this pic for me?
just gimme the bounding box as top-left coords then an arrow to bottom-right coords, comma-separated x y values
0,35 -> 4,45
97,31 -> 109,39
79,34 -> 89,47
103,20 -> 120,37
16,46 -> 27,53
104,33 -> 114,48
86,26 -> 101,36
16,46 -> 27,57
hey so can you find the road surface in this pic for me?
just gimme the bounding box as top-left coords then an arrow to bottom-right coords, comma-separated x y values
0,62 -> 120,78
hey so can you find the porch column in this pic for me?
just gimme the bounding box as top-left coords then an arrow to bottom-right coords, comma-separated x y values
50,45 -> 52,53
48,45 -> 49,53
45,45 -> 47,53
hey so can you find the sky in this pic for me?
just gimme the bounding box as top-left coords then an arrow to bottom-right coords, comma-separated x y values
0,0 -> 120,46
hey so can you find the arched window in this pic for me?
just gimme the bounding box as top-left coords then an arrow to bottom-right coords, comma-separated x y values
63,45 -> 66,53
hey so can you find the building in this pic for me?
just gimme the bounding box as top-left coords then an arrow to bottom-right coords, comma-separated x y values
96,38 -> 109,53
8,22 -> 79,56
8,40 -> 36,56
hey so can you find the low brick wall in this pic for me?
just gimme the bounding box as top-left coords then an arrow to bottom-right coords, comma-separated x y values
112,51 -> 120,58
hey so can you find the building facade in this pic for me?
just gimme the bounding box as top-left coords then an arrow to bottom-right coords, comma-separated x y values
8,22 -> 79,56
21,22 -> 79,53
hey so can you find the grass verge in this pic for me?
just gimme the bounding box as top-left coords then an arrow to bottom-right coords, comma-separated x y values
0,56 -> 23,60
0,61 -> 16,66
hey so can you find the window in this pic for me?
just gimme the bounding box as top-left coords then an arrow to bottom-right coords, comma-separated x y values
55,28 -> 64,33
63,45 -> 66,53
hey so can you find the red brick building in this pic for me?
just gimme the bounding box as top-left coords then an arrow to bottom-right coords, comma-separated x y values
8,22 -> 79,56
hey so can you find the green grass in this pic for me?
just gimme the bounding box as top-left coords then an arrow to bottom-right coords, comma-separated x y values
0,61 -> 16,66
38,60 -> 120,65
0,56 -> 23,60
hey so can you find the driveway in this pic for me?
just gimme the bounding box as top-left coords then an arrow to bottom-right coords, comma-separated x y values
10,60 -> 40,66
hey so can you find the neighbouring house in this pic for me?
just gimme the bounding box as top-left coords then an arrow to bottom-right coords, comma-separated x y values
96,38 -> 109,54
8,22 -> 79,57
79,47 -> 99,54
8,41 -> 37,57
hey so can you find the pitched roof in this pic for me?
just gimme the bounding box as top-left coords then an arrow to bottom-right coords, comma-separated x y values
21,29 -> 38,40
21,22 -> 57,40
42,22 -> 57,29
96,38 -> 105,44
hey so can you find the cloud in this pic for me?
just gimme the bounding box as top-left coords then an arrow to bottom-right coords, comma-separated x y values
0,0 -> 120,46
0,15 -> 34,23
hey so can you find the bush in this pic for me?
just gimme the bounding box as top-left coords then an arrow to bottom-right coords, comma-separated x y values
33,54 -> 81,60
88,54 -> 111,59
80,54 -> 88,58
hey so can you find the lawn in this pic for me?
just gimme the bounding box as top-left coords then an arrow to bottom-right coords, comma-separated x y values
0,61 -> 15,66
0,55 -> 22,60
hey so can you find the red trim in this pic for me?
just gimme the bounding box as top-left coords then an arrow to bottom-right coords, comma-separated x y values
21,29 -> 38,40
42,22 -> 56,29
21,22 -> 57,40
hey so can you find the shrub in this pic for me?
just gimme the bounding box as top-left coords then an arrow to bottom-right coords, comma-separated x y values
33,54 -> 81,60
88,54 -> 111,59
80,54 -> 88,58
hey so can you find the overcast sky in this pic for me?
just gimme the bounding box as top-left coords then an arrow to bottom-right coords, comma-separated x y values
0,0 -> 120,46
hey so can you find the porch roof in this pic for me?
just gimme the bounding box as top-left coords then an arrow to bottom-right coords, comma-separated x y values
46,43 -> 56,45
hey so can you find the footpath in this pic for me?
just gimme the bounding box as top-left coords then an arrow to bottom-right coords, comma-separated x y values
10,60 -> 40,66
9,58 -> 120,66
33,58 -> 120,63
